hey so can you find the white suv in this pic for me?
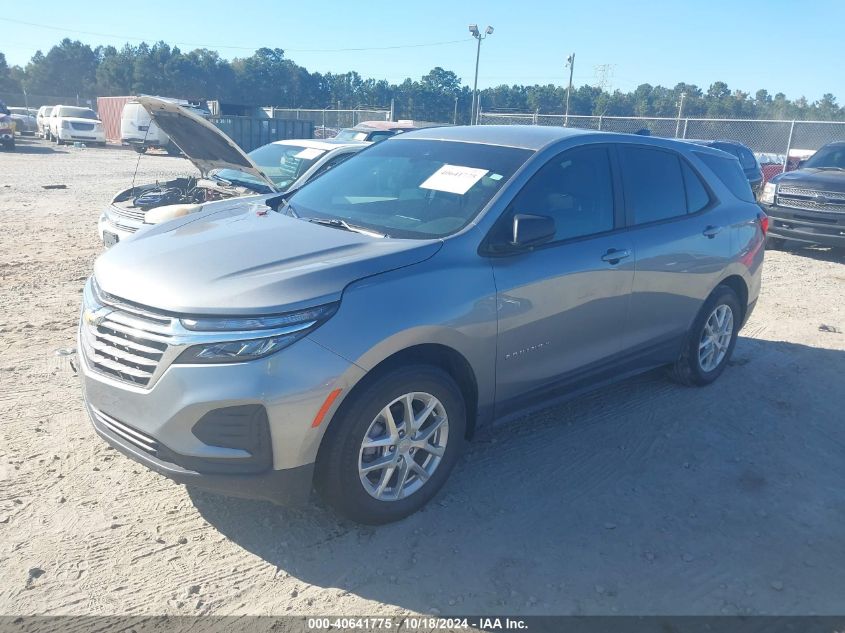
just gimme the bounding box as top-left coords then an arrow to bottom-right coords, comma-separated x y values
49,105 -> 106,146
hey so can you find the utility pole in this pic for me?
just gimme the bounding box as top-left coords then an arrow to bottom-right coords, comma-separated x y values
469,24 -> 494,125
564,53 -> 575,126
454,96 -> 459,124
675,91 -> 687,138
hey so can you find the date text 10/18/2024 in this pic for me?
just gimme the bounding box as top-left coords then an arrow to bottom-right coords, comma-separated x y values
307,617 -> 529,630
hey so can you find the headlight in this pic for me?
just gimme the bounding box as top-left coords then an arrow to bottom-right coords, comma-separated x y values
61,120 -> 71,129
760,182 -> 776,205
175,303 -> 338,364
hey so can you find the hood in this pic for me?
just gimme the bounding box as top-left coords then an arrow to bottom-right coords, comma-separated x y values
94,206 -> 441,315
136,96 -> 278,192
772,168 -> 845,193
60,117 -> 101,125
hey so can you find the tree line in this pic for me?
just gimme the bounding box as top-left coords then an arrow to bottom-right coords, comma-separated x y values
0,38 -> 842,123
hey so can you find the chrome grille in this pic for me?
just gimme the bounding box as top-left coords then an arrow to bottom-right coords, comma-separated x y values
81,300 -> 174,387
91,407 -> 158,455
111,216 -> 141,233
777,187 -> 845,213
71,122 -> 95,131
110,204 -> 147,223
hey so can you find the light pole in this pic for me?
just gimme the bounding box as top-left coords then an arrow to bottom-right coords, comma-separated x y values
564,53 -> 575,126
453,96 -> 459,124
675,91 -> 687,138
469,24 -> 493,125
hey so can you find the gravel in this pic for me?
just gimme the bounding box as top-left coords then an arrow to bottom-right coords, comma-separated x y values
1,137 -> 844,616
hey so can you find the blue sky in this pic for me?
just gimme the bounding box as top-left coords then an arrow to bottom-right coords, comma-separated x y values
2,0 -> 842,102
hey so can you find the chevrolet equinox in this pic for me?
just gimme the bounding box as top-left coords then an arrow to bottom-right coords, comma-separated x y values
79,124 -> 766,524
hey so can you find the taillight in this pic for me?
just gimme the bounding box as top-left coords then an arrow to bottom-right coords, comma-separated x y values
757,212 -> 769,236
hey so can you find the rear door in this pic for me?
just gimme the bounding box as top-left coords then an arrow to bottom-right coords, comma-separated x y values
620,144 -> 731,360
490,144 -> 635,414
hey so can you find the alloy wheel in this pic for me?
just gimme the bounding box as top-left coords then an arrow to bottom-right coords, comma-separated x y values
698,304 -> 734,372
358,392 -> 449,501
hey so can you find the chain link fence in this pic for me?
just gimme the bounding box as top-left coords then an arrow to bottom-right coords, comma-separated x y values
263,108 -> 391,138
479,111 -> 845,161
0,92 -> 97,109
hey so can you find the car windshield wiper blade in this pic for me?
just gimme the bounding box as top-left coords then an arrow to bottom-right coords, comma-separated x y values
302,216 -> 387,238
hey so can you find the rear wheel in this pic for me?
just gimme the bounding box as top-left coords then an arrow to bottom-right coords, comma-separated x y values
133,145 -> 147,154
766,236 -> 786,250
671,285 -> 741,386
315,366 -> 466,524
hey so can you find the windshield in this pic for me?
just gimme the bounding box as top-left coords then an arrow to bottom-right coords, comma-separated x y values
335,129 -> 371,141
805,145 -> 845,170
59,107 -> 97,119
213,143 -> 328,191
286,139 -> 532,239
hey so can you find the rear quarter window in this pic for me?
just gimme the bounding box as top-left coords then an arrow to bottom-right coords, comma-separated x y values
695,152 -> 755,202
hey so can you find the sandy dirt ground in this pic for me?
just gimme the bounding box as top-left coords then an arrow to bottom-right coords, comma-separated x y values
1,137 -> 844,617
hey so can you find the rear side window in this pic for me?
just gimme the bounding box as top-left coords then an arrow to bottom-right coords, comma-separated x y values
681,161 -> 711,213
695,152 -> 755,202
619,146 -> 687,224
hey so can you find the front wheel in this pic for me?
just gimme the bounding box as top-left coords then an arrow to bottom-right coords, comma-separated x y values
671,285 -> 741,386
315,366 -> 466,524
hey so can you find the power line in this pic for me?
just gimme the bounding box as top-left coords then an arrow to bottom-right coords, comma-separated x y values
0,17 -> 472,53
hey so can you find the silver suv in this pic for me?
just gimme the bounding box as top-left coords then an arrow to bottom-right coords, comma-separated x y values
78,125 -> 766,524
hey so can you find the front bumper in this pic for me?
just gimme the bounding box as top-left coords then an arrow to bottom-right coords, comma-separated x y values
762,203 -> 845,247
79,327 -> 365,505
98,210 -> 141,245
86,401 -> 316,504
57,129 -> 106,143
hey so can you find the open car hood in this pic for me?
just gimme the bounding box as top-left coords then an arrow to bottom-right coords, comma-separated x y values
137,96 -> 278,191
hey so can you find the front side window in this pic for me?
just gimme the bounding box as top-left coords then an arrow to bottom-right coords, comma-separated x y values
506,145 -> 616,242
286,139 -> 532,239
619,146 -> 687,224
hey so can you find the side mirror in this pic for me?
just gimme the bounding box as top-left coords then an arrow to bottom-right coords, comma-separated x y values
797,159 -> 808,169
512,213 -> 556,248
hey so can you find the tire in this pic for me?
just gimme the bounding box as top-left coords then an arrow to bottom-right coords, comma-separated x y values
766,236 -> 786,250
315,365 -> 466,524
133,145 -> 147,154
671,285 -> 741,387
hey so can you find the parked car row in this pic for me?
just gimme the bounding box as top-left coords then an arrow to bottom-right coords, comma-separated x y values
78,98 -> 767,524
33,104 -> 106,145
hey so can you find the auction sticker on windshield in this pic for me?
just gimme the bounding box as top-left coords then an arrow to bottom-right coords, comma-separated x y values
420,164 -> 489,195
293,148 -> 325,160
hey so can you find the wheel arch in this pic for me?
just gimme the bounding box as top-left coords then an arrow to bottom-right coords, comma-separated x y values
323,343 -> 480,444
716,274 -> 749,324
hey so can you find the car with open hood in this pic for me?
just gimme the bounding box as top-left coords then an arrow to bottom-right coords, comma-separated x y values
79,124 -> 765,524
759,141 -> 845,248
98,96 -> 369,247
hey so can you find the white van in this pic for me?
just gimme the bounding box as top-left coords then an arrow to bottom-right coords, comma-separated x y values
120,98 -> 208,154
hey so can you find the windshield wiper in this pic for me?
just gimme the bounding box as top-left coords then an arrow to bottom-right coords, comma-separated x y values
302,217 -> 387,238
814,166 -> 845,171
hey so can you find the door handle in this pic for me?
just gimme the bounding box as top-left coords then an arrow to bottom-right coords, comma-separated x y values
601,248 -> 631,264
702,225 -> 722,239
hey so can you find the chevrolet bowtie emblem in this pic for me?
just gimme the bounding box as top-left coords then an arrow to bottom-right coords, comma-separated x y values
83,308 -> 110,327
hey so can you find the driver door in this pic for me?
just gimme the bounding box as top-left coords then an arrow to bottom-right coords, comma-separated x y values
489,144 -> 636,416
